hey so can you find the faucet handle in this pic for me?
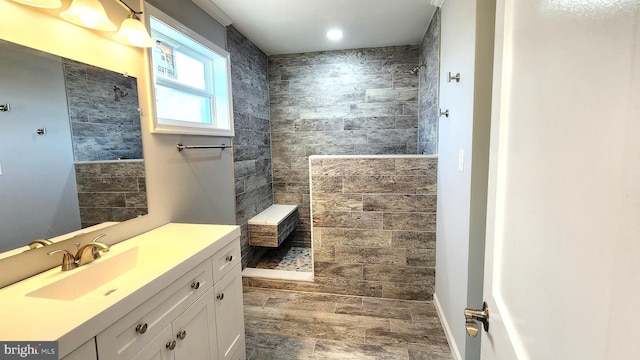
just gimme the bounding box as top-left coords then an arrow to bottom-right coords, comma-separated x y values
48,249 -> 78,271
92,233 -> 107,243
91,234 -> 108,259
28,239 -> 53,249
91,241 -> 110,260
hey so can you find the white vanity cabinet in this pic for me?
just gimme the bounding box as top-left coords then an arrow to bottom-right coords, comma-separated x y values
131,288 -> 216,360
60,339 -> 97,360
96,258 -> 216,360
93,225 -> 245,360
0,224 -> 245,360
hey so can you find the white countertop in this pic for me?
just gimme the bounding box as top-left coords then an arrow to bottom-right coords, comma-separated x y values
0,223 -> 240,357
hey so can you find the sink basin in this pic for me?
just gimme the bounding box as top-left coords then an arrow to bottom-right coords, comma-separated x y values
26,244 -> 171,301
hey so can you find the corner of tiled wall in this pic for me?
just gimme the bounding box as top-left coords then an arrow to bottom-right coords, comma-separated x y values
227,26 -> 274,269
418,8 -> 441,155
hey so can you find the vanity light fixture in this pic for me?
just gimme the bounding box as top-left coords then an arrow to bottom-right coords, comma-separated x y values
60,0 -> 117,31
12,0 -> 61,9
112,0 -> 155,48
16,0 -> 155,48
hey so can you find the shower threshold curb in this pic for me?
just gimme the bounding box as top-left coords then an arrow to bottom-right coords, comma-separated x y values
242,268 -> 314,282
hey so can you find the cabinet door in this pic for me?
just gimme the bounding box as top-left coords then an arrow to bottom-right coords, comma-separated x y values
213,265 -> 245,360
131,326 -> 175,360
97,259 -> 213,360
174,288 -> 218,360
61,338 -> 97,360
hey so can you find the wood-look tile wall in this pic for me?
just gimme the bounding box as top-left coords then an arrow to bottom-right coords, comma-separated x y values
310,156 -> 437,301
227,26 -> 274,268
269,46 -> 420,250
418,9 -> 441,155
63,58 -> 142,162
74,161 -> 147,228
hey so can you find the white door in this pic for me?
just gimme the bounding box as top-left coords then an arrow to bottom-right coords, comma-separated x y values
480,0 -> 640,359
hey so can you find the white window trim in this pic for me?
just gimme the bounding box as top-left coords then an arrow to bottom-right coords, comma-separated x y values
144,3 -> 234,137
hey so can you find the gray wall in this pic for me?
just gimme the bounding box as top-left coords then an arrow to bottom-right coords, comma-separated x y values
140,0 -> 235,228
435,0 -> 495,358
269,46 -> 420,248
0,40 -> 81,251
145,0 -> 226,47
418,9 -> 441,155
227,26 -> 273,269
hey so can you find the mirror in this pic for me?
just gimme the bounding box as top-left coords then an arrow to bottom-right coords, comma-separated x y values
0,38 -> 148,254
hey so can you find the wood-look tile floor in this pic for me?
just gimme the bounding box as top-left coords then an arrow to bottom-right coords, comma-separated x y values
243,287 -> 452,360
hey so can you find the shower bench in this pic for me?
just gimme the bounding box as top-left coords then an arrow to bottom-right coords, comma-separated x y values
248,204 -> 299,247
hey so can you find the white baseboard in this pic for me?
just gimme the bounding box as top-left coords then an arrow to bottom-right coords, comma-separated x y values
434,292 -> 463,360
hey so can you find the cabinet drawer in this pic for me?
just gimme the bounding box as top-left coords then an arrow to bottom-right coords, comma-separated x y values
97,258 -> 213,360
212,238 -> 240,284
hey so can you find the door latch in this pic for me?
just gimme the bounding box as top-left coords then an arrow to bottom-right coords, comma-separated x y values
464,301 -> 489,337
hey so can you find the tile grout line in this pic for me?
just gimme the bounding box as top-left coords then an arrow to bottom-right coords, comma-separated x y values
260,296 -> 270,308
311,338 -> 318,358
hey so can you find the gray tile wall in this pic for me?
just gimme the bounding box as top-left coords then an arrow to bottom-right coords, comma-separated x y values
244,156 -> 438,301
269,46 -> 420,249
310,156 -> 438,301
74,161 -> 147,228
418,9 -> 441,155
63,58 -> 142,162
227,26 -> 274,269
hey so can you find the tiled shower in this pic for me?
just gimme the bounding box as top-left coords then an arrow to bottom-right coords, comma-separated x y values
228,9 -> 441,300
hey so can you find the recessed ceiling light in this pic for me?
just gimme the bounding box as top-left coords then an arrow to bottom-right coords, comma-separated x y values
326,29 -> 343,41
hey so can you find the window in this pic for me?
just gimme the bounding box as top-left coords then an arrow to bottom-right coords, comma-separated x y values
146,4 -> 233,136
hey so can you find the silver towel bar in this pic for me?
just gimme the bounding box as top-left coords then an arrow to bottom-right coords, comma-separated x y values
176,143 -> 233,151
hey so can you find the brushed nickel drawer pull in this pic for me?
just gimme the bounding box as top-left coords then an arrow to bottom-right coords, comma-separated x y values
191,281 -> 200,290
217,293 -> 224,300
225,255 -> 233,262
177,330 -> 187,340
135,323 -> 148,334
166,340 -> 176,350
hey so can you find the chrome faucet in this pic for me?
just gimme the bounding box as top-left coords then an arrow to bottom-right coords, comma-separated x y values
47,234 -> 111,271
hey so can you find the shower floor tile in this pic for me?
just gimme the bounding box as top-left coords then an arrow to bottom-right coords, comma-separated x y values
254,246 -> 312,272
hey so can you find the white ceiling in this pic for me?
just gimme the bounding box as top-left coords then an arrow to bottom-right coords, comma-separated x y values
198,0 -> 437,55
